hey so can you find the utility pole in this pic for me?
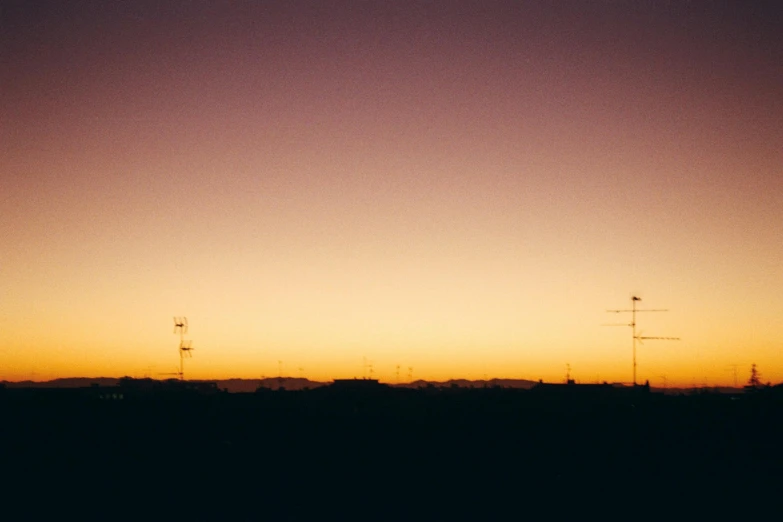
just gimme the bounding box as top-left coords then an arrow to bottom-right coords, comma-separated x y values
606,296 -> 679,386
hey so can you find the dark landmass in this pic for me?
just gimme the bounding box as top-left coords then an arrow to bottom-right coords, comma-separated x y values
0,376 -> 741,394
2,377 -> 123,388
395,377 -> 541,389
653,385 -> 745,395
2,379 -> 780,518
0,376 -> 544,393
1,376 -> 328,392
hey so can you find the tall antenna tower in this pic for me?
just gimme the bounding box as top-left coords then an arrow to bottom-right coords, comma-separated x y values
173,317 -> 194,381
606,296 -> 679,386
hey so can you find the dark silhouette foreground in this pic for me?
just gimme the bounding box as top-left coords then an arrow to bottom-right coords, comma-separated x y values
1,381 -> 781,518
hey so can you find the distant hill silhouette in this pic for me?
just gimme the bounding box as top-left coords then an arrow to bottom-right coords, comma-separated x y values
0,377 -> 758,395
0,376 -> 542,392
394,378 -> 541,389
0,377 -> 328,393
2,377 -> 120,388
253,377 -> 326,391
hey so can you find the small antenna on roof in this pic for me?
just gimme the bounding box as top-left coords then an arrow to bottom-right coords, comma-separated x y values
725,364 -> 740,387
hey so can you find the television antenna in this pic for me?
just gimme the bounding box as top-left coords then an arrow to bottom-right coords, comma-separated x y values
408,367 -> 413,383
725,364 -> 739,387
605,296 -> 679,386
173,317 -> 194,381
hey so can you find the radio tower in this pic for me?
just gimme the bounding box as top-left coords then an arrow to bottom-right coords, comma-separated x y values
173,317 -> 194,381
606,296 -> 679,386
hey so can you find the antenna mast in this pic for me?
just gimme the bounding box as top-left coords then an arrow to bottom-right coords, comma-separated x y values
726,364 -> 739,388
173,317 -> 193,381
606,296 -> 679,386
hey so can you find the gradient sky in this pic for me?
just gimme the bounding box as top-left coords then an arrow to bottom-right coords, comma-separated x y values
2,1 -> 782,386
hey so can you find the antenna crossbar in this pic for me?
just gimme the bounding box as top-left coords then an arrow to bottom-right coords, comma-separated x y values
604,295 -> 679,386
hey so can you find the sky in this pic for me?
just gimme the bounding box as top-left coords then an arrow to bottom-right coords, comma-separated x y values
2,0 -> 782,386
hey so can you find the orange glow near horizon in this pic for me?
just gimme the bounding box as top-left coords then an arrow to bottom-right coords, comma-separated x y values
1,2 -> 782,388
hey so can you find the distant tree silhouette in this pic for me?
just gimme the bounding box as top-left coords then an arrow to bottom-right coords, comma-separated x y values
748,364 -> 762,388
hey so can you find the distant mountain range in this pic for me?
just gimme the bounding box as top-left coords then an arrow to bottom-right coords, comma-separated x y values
398,378 -> 541,389
2,377 -> 123,389
1,377 -> 323,393
0,377 -> 748,395
0,377 -> 546,393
